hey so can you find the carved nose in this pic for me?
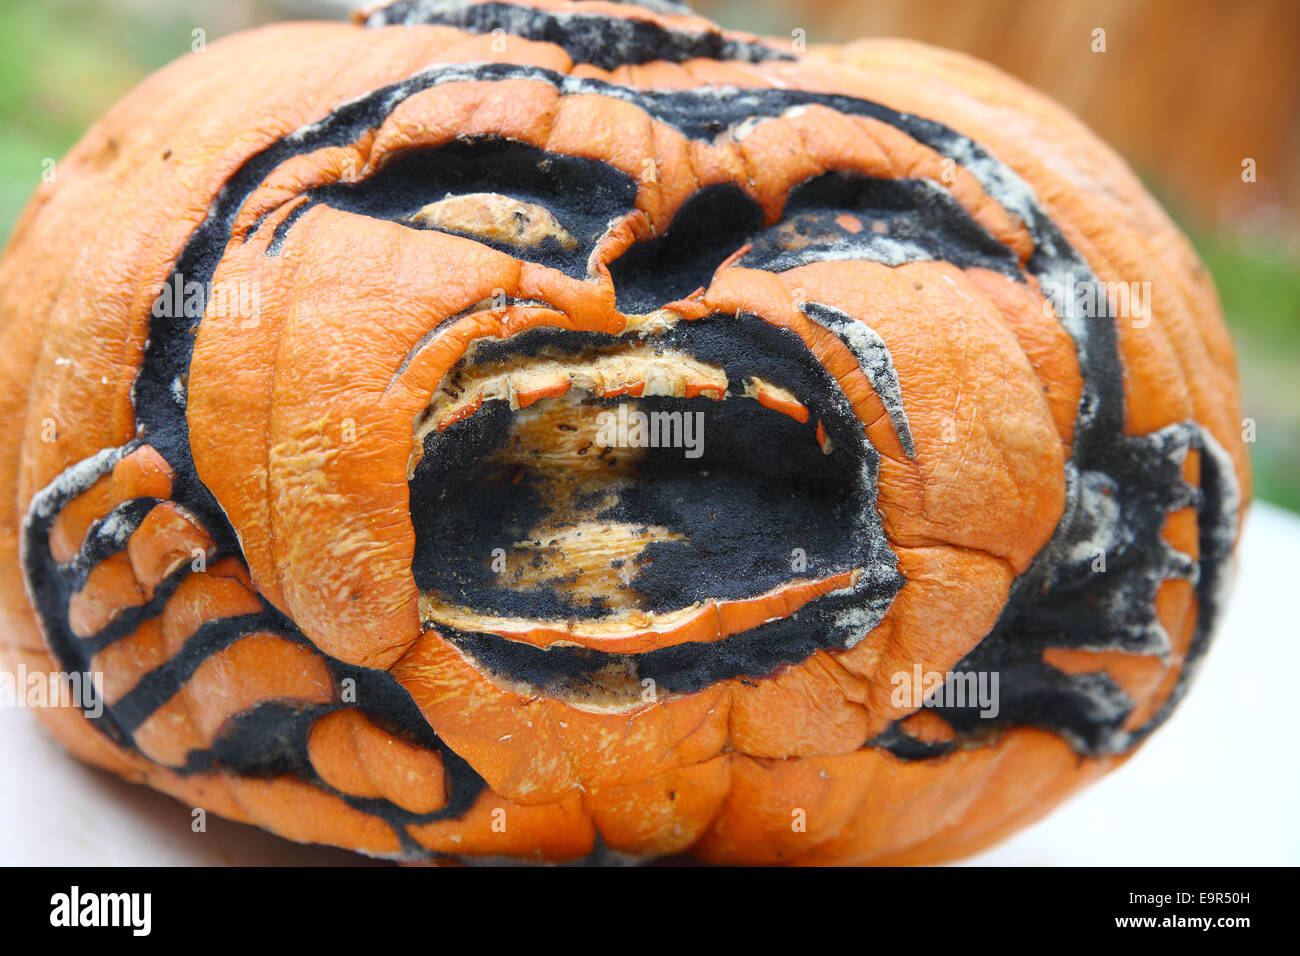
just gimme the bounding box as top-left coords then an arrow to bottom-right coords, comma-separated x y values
605,185 -> 765,315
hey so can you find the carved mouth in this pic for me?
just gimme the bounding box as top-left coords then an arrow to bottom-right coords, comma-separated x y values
408,309 -> 905,703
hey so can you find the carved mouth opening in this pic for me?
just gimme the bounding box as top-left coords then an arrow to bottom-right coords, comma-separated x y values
408,312 -> 885,650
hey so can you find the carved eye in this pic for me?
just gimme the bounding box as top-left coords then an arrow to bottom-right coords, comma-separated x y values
306,139 -> 637,277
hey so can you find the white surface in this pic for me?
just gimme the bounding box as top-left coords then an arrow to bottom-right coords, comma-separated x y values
3,503 -> 1298,866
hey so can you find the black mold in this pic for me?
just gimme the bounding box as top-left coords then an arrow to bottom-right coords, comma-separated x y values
363,0 -> 794,71
409,310 -> 900,636
935,423 -> 1237,754
741,173 -> 1023,281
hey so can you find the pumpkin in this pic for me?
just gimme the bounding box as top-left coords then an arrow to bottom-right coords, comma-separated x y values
0,0 -> 1249,865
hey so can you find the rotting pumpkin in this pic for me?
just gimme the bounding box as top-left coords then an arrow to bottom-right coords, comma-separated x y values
0,0 -> 1250,865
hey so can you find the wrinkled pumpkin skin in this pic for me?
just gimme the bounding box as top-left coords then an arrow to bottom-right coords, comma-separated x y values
0,0 -> 1248,865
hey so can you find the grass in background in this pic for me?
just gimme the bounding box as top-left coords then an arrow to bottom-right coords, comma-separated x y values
1190,231 -> 1300,512
1,0 -> 1296,512
0,0 -> 211,242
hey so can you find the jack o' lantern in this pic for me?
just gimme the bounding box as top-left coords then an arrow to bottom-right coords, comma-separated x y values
0,0 -> 1249,864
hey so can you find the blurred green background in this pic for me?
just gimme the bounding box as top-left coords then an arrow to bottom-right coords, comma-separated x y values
2,0 -> 1296,510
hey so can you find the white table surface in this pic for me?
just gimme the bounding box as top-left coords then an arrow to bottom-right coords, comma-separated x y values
4,503 -> 1297,866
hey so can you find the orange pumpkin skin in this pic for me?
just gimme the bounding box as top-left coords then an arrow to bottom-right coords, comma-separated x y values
0,0 -> 1249,865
